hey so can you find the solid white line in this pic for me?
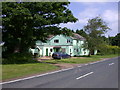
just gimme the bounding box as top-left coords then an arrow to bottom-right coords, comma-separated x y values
78,66 -> 82,67
85,64 -> 88,65
109,63 -> 114,66
90,60 -> 106,65
90,62 -> 98,64
0,67 -> 73,85
76,72 -> 94,80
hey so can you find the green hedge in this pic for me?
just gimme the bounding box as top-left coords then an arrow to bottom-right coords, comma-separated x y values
2,53 -> 38,64
98,45 -> 120,55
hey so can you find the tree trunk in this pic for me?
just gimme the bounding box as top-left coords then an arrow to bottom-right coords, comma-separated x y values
91,50 -> 94,55
88,50 -> 91,57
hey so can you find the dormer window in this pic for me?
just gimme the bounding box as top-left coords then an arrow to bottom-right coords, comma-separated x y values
67,39 -> 71,43
77,40 -> 79,43
54,39 -> 59,43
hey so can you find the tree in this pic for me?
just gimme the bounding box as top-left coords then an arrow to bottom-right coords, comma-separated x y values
2,2 -> 77,55
108,33 -> 120,47
83,17 -> 111,56
76,29 -> 87,38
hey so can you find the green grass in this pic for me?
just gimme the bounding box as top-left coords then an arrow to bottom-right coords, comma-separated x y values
43,54 -> 119,64
2,54 -> 119,81
2,63 -> 59,81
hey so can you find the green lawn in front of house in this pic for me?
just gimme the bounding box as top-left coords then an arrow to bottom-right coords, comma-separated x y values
2,63 -> 59,81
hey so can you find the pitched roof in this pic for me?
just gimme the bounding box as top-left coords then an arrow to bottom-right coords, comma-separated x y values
70,33 -> 86,40
47,35 -> 54,40
47,33 -> 86,41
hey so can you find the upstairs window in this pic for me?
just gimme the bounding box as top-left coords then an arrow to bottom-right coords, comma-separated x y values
77,49 -> 79,52
77,40 -> 79,43
54,39 -> 59,43
67,39 -> 71,43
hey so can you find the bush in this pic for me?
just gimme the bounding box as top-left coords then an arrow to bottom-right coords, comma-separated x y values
2,53 -> 38,64
98,45 -> 120,55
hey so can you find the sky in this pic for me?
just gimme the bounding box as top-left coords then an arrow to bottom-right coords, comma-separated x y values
60,1 -> 119,37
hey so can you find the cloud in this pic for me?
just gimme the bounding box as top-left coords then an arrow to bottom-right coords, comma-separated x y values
60,3 -> 118,36
102,10 -> 118,36
60,7 -> 99,30
102,10 -> 118,23
78,8 -> 99,24
105,22 -> 118,36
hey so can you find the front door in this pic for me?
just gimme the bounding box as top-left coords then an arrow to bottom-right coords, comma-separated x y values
46,48 -> 48,56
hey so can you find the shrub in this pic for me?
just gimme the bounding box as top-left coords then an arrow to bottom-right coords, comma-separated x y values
2,53 -> 38,64
98,45 -> 120,55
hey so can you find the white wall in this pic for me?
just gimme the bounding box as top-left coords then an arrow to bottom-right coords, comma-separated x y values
73,40 -> 77,46
42,47 -> 54,56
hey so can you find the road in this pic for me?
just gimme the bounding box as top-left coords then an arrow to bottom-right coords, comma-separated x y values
2,57 -> 119,88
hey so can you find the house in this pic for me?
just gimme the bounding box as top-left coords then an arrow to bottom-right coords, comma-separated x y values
29,33 -> 97,57
0,42 -> 5,58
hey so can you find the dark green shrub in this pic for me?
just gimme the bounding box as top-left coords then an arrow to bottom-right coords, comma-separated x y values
98,45 -> 120,55
2,53 -> 38,64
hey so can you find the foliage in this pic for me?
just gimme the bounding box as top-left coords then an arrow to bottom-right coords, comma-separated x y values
2,2 -> 77,55
76,29 -> 88,38
61,27 -> 73,36
2,53 -> 38,64
83,17 -> 111,56
98,44 -> 120,55
108,33 -> 120,47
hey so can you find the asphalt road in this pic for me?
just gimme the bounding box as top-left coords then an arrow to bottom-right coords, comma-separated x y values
2,57 -> 119,88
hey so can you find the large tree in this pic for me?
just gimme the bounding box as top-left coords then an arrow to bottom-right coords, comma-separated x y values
2,2 -> 77,54
76,29 -> 87,38
83,17 -> 111,56
108,33 -> 120,47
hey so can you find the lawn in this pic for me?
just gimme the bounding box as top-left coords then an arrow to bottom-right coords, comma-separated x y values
2,54 -> 119,81
42,54 -> 119,64
2,63 -> 59,81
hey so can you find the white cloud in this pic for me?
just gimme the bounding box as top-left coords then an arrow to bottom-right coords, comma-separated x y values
60,3 -> 118,37
105,22 -> 118,36
78,8 -> 99,24
102,10 -> 118,36
102,10 -> 118,23
60,8 -> 99,30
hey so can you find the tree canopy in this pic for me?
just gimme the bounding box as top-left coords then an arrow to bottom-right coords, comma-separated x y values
83,17 -> 111,56
108,33 -> 120,47
2,2 -> 77,54
76,29 -> 87,38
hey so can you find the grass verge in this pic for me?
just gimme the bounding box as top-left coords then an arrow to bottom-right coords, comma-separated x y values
2,63 -> 59,81
2,54 -> 119,81
42,54 -> 119,64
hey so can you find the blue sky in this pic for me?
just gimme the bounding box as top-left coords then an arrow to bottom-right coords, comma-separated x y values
60,2 -> 118,37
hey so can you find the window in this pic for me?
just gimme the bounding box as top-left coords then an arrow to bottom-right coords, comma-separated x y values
77,40 -> 79,43
70,49 -> 71,52
50,49 -> 53,52
54,39 -> 59,43
67,39 -> 71,43
77,49 -> 79,52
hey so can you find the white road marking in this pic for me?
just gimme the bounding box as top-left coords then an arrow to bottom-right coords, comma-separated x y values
90,59 -> 109,65
76,72 -> 94,80
77,66 -> 82,67
109,63 -> 114,66
0,67 -> 73,85
90,62 -> 98,64
85,64 -> 88,65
